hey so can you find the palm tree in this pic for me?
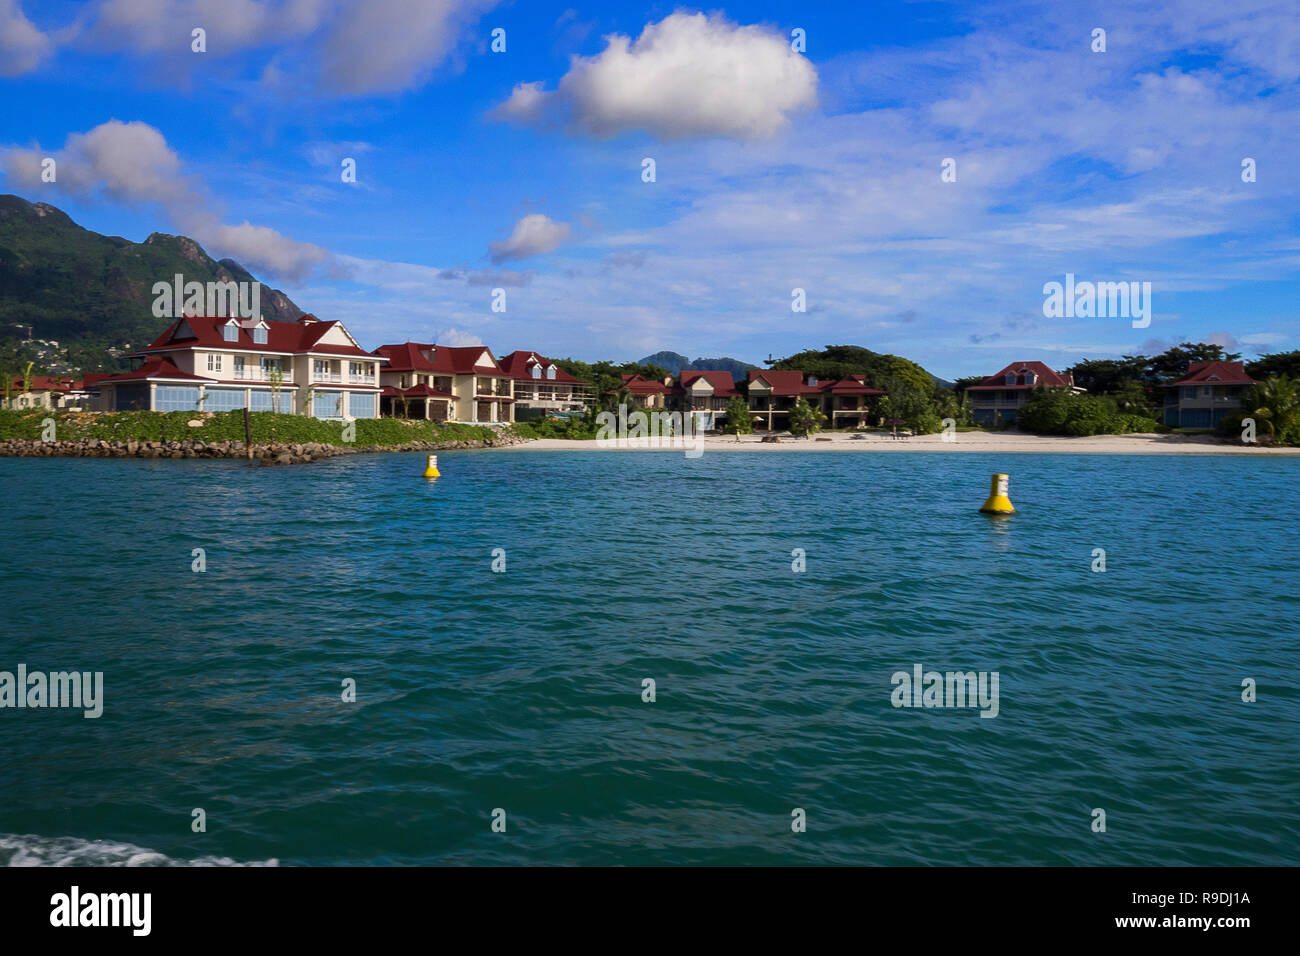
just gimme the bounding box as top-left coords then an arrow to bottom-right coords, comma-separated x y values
1246,375 -> 1299,445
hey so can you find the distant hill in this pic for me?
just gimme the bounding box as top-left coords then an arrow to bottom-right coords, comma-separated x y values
768,345 -> 952,394
0,194 -> 305,372
638,350 -> 759,382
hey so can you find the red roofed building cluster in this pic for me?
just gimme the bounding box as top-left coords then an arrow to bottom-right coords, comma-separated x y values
1160,361 -> 1258,428
965,361 -> 1084,426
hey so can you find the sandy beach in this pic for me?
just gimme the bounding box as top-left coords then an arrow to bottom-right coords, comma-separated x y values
503,431 -> 1300,455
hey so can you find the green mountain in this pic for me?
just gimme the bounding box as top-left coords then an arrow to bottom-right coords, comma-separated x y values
638,350 -> 759,381
0,194 -> 304,373
768,345 -> 951,392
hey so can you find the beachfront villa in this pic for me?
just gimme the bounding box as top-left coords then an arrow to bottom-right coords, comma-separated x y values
607,373 -> 672,409
89,314 -> 384,419
1160,360 -> 1258,428
672,370 -> 739,430
965,362 -> 1084,426
498,351 -> 594,420
374,342 -> 515,424
747,371 -> 884,431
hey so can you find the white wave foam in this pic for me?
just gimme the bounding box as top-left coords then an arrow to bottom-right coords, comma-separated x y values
0,833 -> 279,867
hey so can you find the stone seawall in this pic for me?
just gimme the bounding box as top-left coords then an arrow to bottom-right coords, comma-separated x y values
0,433 -> 529,464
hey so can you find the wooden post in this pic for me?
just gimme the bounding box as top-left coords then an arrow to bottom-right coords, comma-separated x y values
244,406 -> 252,459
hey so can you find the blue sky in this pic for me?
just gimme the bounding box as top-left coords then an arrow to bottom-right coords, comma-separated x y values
1,0 -> 1297,378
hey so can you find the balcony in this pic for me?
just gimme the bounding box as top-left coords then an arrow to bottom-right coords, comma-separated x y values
348,374 -> 376,385
233,367 -> 292,382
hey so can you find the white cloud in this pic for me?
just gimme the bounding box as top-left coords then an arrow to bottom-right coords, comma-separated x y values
0,0 -> 51,75
488,214 -> 571,264
493,12 -> 818,140
76,0 -> 497,96
436,328 -> 483,347
2,120 -> 327,280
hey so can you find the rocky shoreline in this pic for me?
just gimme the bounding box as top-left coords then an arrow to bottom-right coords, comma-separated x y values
0,433 -> 531,464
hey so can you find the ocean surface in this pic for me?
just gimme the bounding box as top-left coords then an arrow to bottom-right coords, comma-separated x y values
0,449 -> 1296,866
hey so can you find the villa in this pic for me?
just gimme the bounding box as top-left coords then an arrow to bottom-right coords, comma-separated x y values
90,314 -> 384,419
965,362 -> 1084,426
747,370 -> 884,431
1160,360 -> 1258,428
672,370 -> 740,430
374,342 -> 515,424
498,351 -> 593,420
608,373 -> 672,409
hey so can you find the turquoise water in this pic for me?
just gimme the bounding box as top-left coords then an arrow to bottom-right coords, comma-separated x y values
0,450 -> 1297,866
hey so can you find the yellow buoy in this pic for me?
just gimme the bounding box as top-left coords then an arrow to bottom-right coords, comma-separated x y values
980,473 -> 1014,514
422,454 -> 440,478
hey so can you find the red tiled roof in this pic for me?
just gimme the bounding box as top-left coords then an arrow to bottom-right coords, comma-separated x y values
95,357 -> 215,384
144,314 -> 379,360
966,361 -> 1075,391
77,374 -> 113,390
374,342 -> 506,375
747,369 -> 825,395
1164,360 -> 1257,387
7,375 -> 73,393
607,373 -> 670,395
679,369 -> 739,397
498,350 -> 586,384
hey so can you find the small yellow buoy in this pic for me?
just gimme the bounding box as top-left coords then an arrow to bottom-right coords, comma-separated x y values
980,473 -> 1014,514
422,454 -> 440,478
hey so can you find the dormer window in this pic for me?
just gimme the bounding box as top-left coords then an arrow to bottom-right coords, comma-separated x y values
807,376 -> 818,386
1005,372 -> 1016,385
1025,372 -> 1036,385
531,365 -> 541,379
546,366 -> 556,380
252,327 -> 267,344
222,324 -> 239,342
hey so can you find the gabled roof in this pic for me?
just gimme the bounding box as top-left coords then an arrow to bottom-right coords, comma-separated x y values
1165,360 -> 1257,387
373,342 -> 507,375
498,350 -> 586,384
143,314 -> 379,360
821,376 -> 885,396
679,369 -> 739,397
94,357 -> 215,384
8,375 -> 74,393
966,361 -> 1075,391
607,373 -> 670,395
748,369 -> 815,395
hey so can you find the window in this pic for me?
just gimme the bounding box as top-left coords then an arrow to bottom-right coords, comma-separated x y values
206,354 -> 223,372
250,389 -> 291,412
546,366 -> 556,380
155,386 -> 200,412
1025,372 -> 1036,385
1005,372 -> 1016,385
252,327 -> 267,344
350,362 -> 367,377
261,357 -> 281,372
204,388 -> 245,411
348,392 -> 376,418
1183,387 -> 1197,400
233,356 -> 245,376
222,324 -> 239,342
313,391 -> 343,419
531,365 -> 541,379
